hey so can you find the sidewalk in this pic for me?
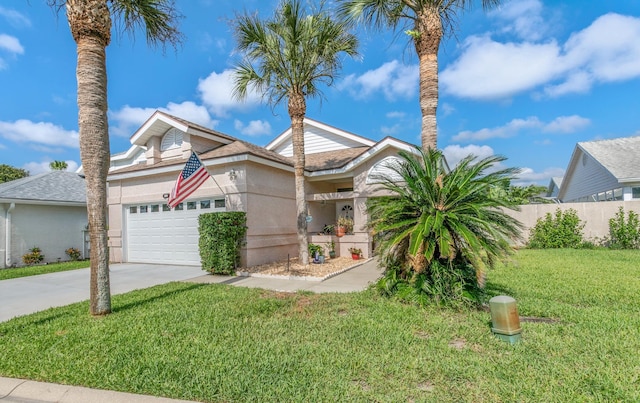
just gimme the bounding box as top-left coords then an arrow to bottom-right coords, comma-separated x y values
0,259 -> 382,402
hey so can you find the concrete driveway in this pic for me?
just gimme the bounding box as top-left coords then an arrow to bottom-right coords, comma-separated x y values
0,260 -> 383,323
0,263 -> 205,323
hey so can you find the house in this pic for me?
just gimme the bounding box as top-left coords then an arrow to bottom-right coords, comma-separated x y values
546,177 -> 562,198
558,136 -> 640,203
106,111 -> 415,267
0,171 -> 88,268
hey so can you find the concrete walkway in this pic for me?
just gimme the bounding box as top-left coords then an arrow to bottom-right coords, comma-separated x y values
0,259 -> 382,402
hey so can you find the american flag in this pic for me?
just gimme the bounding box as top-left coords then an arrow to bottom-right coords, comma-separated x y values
168,152 -> 210,208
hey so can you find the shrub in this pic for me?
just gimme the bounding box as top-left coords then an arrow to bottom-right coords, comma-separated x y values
65,247 -> 82,261
198,212 -> 247,275
528,208 -> 585,248
308,243 -> 324,258
22,247 -> 44,265
608,207 -> 640,249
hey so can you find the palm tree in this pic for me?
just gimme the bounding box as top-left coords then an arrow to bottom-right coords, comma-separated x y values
49,160 -> 68,171
367,148 -> 522,304
338,0 -> 501,150
48,0 -> 181,315
232,0 -> 359,265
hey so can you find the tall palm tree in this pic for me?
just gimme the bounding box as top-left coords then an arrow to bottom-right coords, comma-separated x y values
49,160 -> 68,171
367,148 -> 522,304
232,0 -> 359,265
48,0 -> 181,315
338,0 -> 501,150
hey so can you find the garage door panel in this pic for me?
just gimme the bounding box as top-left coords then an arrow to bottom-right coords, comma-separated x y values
126,199 -> 223,266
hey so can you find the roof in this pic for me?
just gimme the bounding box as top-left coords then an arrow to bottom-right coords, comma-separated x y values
579,136 -> 640,181
0,171 -> 86,204
304,147 -> 370,171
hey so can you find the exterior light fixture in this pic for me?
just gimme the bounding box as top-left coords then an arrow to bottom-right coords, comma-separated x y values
229,168 -> 237,180
162,193 -> 170,199
489,295 -> 522,344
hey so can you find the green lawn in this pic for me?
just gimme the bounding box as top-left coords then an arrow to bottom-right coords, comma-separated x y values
0,260 -> 90,281
0,249 -> 638,402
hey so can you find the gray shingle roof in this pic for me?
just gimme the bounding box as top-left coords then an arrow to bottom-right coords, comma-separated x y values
0,171 -> 86,203
579,136 -> 640,180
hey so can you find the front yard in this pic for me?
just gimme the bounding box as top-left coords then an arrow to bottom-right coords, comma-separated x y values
0,249 -> 638,402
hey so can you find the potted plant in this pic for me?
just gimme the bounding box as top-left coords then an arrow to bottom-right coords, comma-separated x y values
326,240 -> 336,259
348,247 -> 362,260
309,243 -> 325,264
336,216 -> 353,237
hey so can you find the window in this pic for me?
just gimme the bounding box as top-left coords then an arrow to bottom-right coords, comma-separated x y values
140,205 -> 148,213
160,128 -> 184,151
633,187 -> 640,199
175,203 -> 184,211
151,204 -> 160,212
214,199 -> 225,209
187,201 -> 197,210
129,206 -> 137,214
162,204 -> 171,212
201,200 -> 211,209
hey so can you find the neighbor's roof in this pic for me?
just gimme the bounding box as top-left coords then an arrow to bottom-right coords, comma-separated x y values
579,136 -> 640,181
0,170 -> 86,204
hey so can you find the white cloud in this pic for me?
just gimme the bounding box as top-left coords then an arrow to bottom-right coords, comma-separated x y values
380,124 -> 401,136
0,7 -> 31,28
442,144 -> 496,168
386,111 -> 405,119
441,13 -> 640,100
513,166 -> 565,187
197,69 -> 261,118
109,101 -> 218,137
233,119 -> 271,136
440,103 -> 455,117
453,117 -> 542,142
24,160 -> 80,175
0,120 -> 78,148
543,115 -> 590,133
441,36 -> 563,99
340,60 -> 418,101
0,34 -> 24,69
491,0 -> 547,41
453,115 -> 589,142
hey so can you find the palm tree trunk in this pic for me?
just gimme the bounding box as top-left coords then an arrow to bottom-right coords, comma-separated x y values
288,92 -> 309,265
69,0 -> 112,316
415,10 -> 442,150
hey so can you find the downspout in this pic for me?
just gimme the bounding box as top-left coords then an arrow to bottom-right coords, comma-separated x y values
5,202 -> 15,267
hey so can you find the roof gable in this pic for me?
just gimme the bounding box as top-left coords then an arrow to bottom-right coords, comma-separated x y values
266,118 -> 376,157
0,171 -> 86,204
578,136 -> 640,181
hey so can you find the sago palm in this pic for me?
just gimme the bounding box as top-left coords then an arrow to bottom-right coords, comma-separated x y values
367,148 -> 522,304
232,0 -> 358,265
48,0 -> 182,315
338,0 -> 501,150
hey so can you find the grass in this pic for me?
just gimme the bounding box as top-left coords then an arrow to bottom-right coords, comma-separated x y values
0,260 -> 90,281
0,249 -> 639,402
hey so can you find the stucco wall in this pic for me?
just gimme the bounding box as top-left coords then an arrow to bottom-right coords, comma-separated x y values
0,204 -> 87,267
504,200 -> 640,245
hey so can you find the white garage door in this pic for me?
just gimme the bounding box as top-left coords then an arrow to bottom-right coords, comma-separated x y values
126,198 -> 226,265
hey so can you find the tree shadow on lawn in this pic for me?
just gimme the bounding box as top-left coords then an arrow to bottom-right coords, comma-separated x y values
112,282 -> 208,315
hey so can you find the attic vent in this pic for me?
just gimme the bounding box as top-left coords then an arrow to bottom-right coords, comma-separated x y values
161,128 -> 184,151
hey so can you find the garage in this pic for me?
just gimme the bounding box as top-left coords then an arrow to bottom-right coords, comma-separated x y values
125,198 -> 225,265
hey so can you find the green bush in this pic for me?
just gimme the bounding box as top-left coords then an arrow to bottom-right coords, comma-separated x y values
65,247 -> 82,261
308,243 -> 323,258
608,207 -> 640,249
198,212 -> 247,275
528,208 -> 585,248
22,247 -> 44,265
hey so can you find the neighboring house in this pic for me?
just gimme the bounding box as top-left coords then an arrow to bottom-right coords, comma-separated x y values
546,177 -> 562,198
559,136 -> 640,203
106,111 -> 415,267
0,171 -> 88,268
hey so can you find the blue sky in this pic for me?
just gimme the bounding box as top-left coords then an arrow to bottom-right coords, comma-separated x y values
1,0 -> 639,186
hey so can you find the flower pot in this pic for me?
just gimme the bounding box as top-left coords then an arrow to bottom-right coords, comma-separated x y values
318,255 -> 325,264
351,253 -> 360,260
336,226 -> 345,237
329,251 -> 336,259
